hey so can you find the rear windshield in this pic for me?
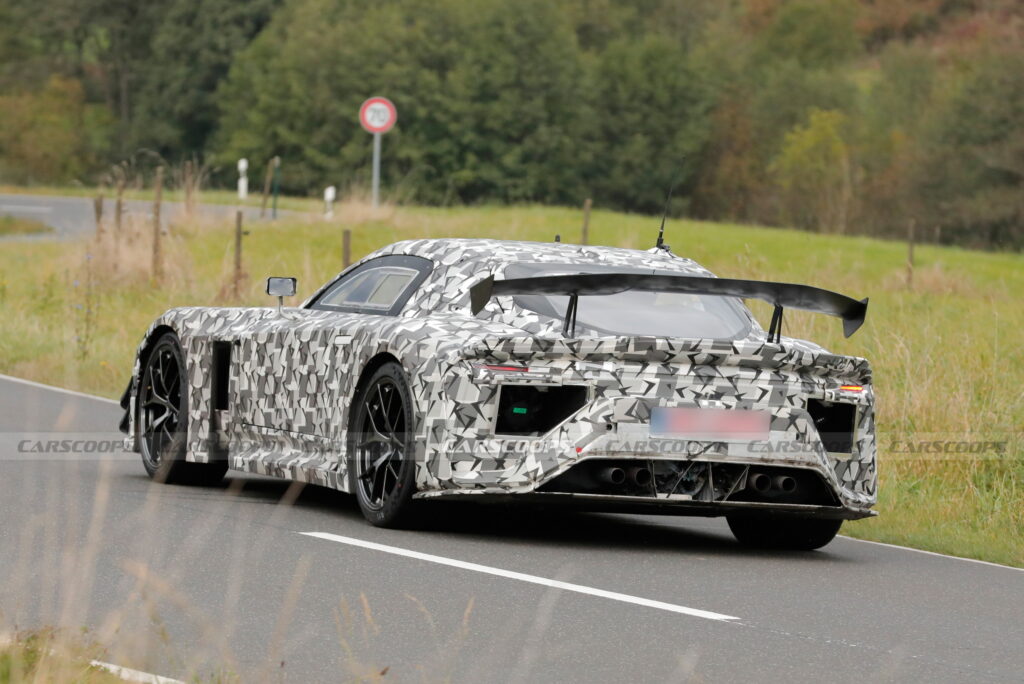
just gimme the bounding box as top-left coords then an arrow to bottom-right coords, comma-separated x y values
505,262 -> 752,340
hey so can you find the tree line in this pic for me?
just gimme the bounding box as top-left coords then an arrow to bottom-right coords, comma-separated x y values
1,0 -> 1022,250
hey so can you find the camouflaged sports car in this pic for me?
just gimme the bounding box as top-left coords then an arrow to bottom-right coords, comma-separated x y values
120,238 -> 875,550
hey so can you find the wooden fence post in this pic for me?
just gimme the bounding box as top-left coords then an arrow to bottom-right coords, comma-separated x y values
184,159 -> 195,218
152,166 -> 164,280
343,229 -> 352,268
115,178 -> 125,242
906,218 -> 916,290
233,210 -> 244,299
260,158 -> 274,218
581,198 -> 592,245
93,193 -> 104,239
271,156 -> 281,219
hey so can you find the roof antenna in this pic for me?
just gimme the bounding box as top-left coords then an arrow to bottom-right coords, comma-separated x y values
655,175 -> 679,252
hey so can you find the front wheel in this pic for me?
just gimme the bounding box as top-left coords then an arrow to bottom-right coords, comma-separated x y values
348,362 -> 418,527
137,332 -> 227,486
727,514 -> 842,551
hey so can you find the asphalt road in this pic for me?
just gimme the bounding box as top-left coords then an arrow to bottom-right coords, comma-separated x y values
0,375 -> 1021,683
0,193 -> 277,239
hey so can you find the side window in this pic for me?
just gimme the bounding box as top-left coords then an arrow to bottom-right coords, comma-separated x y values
308,255 -> 432,315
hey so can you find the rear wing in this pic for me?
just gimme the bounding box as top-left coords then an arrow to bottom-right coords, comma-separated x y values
469,273 -> 868,340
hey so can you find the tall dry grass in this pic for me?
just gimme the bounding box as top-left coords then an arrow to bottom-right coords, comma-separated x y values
0,628 -> 124,682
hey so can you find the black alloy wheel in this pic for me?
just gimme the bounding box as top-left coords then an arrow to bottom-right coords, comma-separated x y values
350,362 -> 417,527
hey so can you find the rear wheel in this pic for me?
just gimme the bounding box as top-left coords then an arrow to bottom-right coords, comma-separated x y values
137,332 -> 227,486
727,514 -> 842,551
349,363 -> 417,527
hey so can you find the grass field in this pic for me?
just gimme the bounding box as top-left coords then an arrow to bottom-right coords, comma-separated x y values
0,195 -> 1021,566
0,216 -> 53,236
0,629 -> 124,683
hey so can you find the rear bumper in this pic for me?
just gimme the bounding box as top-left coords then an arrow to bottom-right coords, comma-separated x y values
424,362 -> 878,512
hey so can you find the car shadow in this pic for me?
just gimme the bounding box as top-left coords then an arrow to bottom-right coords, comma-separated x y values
211,474 -> 851,563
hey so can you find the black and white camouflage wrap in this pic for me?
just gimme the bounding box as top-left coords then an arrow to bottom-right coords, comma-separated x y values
124,239 -> 876,517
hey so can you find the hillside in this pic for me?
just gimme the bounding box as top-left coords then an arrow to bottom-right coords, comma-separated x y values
2,0 -> 1023,248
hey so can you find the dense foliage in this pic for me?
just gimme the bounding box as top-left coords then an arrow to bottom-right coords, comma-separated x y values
2,0 -> 1022,249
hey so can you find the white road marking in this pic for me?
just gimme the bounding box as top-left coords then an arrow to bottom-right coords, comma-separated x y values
840,535 -> 1024,573
300,531 -> 741,621
0,373 -> 120,405
90,660 -> 183,684
0,203 -> 52,213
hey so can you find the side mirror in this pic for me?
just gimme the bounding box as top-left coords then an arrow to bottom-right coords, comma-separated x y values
266,277 -> 297,298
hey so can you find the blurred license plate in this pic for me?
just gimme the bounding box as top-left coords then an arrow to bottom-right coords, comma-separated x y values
650,407 -> 769,442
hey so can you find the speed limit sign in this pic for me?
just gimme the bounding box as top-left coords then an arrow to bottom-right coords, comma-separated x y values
359,97 -> 397,134
359,96 -> 397,208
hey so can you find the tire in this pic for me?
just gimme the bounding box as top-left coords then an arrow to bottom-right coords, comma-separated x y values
137,332 -> 227,486
348,362 -> 418,527
727,514 -> 842,551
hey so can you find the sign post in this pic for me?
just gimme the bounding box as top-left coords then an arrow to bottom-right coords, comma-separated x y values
359,97 -> 397,208
372,132 -> 382,208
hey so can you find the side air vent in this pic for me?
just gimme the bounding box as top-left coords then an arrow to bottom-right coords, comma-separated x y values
212,341 -> 232,411
806,399 -> 856,453
495,385 -> 588,436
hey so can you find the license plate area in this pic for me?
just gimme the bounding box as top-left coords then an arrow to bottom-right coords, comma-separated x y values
650,406 -> 770,442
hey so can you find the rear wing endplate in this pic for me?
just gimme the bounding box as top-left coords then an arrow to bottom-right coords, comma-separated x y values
469,273 -> 868,340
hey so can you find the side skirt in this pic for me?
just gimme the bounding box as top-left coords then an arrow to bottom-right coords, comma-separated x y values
231,453 -> 352,493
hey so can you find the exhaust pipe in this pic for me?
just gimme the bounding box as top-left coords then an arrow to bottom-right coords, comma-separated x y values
773,475 -> 797,494
627,466 -> 652,487
597,467 -> 626,486
748,472 -> 771,494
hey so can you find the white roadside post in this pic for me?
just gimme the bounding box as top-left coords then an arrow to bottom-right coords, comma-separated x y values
324,185 -> 337,219
358,97 -> 397,208
237,158 -> 249,201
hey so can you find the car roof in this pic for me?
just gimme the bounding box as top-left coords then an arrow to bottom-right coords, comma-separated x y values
302,238 -> 718,313
375,238 -> 714,276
